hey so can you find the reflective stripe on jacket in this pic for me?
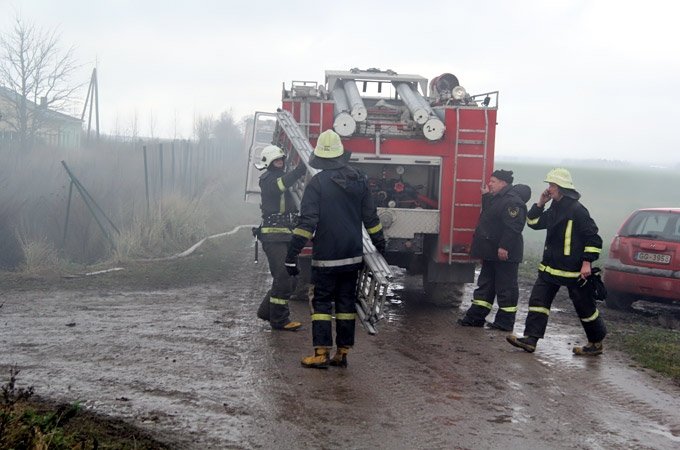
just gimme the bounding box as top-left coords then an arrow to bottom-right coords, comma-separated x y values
526,197 -> 602,278
258,164 -> 305,242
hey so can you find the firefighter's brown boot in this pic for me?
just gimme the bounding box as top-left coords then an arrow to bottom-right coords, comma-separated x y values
506,335 -> 538,353
301,348 -> 330,369
573,341 -> 603,356
329,347 -> 350,368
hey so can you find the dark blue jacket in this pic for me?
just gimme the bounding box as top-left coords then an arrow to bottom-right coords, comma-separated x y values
471,184 -> 529,263
527,196 -> 602,281
287,165 -> 384,272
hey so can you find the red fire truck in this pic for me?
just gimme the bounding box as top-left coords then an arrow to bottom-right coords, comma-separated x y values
246,68 -> 497,307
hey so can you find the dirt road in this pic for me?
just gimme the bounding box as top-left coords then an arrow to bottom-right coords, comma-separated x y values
1,233 -> 679,449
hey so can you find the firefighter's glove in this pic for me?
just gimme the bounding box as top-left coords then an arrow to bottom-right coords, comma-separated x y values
285,257 -> 300,277
292,163 -> 307,178
373,238 -> 386,256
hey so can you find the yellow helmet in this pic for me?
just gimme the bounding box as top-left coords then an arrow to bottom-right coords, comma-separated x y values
544,168 -> 575,189
314,129 -> 344,159
254,144 -> 285,170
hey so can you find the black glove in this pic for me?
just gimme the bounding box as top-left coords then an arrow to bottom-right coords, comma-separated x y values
285,257 -> 299,276
374,239 -> 386,256
292,163 -> 307,178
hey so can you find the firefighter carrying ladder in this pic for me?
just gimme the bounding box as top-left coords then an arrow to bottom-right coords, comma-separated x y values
274,109 -> 393,335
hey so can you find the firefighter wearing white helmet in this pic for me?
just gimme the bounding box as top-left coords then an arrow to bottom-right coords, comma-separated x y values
507,168 -> 607,356
286,129 -> 386,368
254,144 -> 306,331
254,145 -> 285,170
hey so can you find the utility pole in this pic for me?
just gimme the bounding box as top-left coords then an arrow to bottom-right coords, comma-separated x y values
81,67 -> 100,142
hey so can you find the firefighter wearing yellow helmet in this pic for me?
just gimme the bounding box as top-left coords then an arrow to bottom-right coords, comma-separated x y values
507,168 -> 607,356
286,129 -> 386,368
254,144 -> 306,331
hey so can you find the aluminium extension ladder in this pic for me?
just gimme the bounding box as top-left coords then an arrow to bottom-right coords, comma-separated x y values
275,109 -> 392,334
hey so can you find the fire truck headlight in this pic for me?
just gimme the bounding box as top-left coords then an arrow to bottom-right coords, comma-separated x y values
452,86 -> 467,100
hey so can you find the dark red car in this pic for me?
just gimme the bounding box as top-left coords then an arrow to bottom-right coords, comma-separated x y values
604,208 -> 680,309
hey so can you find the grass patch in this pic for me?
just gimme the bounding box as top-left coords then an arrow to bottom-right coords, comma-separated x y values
1,366 -> 169,449
608,323 -> 680,382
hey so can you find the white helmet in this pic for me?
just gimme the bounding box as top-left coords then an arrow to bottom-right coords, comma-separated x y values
255,145 -> 285,170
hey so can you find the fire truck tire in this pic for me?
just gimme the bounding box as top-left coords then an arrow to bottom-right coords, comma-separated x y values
424,281 -> 465,307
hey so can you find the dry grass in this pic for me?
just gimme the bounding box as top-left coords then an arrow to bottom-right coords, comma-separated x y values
112,194 -> 209,261
18,235 -> 63,276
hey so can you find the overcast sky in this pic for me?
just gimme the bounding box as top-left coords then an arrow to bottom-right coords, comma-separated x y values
2,0 -> 679,164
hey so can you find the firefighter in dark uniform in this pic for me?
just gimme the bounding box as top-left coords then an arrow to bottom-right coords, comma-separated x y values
285,129 -> 385,369
254,144 -> 306,331
507,168 -> 607,356
458,169 -> 530,331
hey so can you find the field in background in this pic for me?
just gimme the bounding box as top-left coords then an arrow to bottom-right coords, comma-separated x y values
496,160 -> 680,261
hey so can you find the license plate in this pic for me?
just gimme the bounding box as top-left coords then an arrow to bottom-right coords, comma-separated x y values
634,251 -> 671,264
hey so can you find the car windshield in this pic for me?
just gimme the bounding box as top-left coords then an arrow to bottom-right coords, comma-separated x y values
621,211 -> 680,242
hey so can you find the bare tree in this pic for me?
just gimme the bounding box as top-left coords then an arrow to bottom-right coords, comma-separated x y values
0,15 -> 80,151
130,108 -> 139,141
193,114 -> 214,142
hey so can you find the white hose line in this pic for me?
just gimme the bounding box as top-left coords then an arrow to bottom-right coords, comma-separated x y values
65,224 -> 257,277
133,224 -> 258,262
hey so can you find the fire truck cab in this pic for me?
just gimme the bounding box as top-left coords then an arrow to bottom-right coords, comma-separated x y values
246,68 -> 498,305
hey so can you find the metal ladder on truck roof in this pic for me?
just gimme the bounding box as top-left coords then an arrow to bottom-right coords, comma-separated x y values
275,109 -> 393,335
448,107 -> 491,264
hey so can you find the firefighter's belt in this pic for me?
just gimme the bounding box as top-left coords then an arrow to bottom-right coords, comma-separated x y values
262,212 -> 296,228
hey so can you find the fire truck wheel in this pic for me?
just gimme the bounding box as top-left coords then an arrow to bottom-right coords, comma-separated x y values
424,281 -> 465,307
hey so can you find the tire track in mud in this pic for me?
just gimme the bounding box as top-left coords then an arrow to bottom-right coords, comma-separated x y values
371,302 -> 552,449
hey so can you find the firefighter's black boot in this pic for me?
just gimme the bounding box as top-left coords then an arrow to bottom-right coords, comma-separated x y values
573,341 -> 603,356
272,321 -> 302,331
485,321 -> 513,332
457,317 -> 484,327
301,348 -> 330,369
329,347 -> 349,368
506,335 -> 538,353
256,296 -> 270,321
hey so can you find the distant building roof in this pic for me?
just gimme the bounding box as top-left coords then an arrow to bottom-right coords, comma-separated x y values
0,85 -> 82,124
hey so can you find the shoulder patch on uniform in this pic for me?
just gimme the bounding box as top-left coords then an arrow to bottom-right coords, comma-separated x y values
507,206 -> 520,218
